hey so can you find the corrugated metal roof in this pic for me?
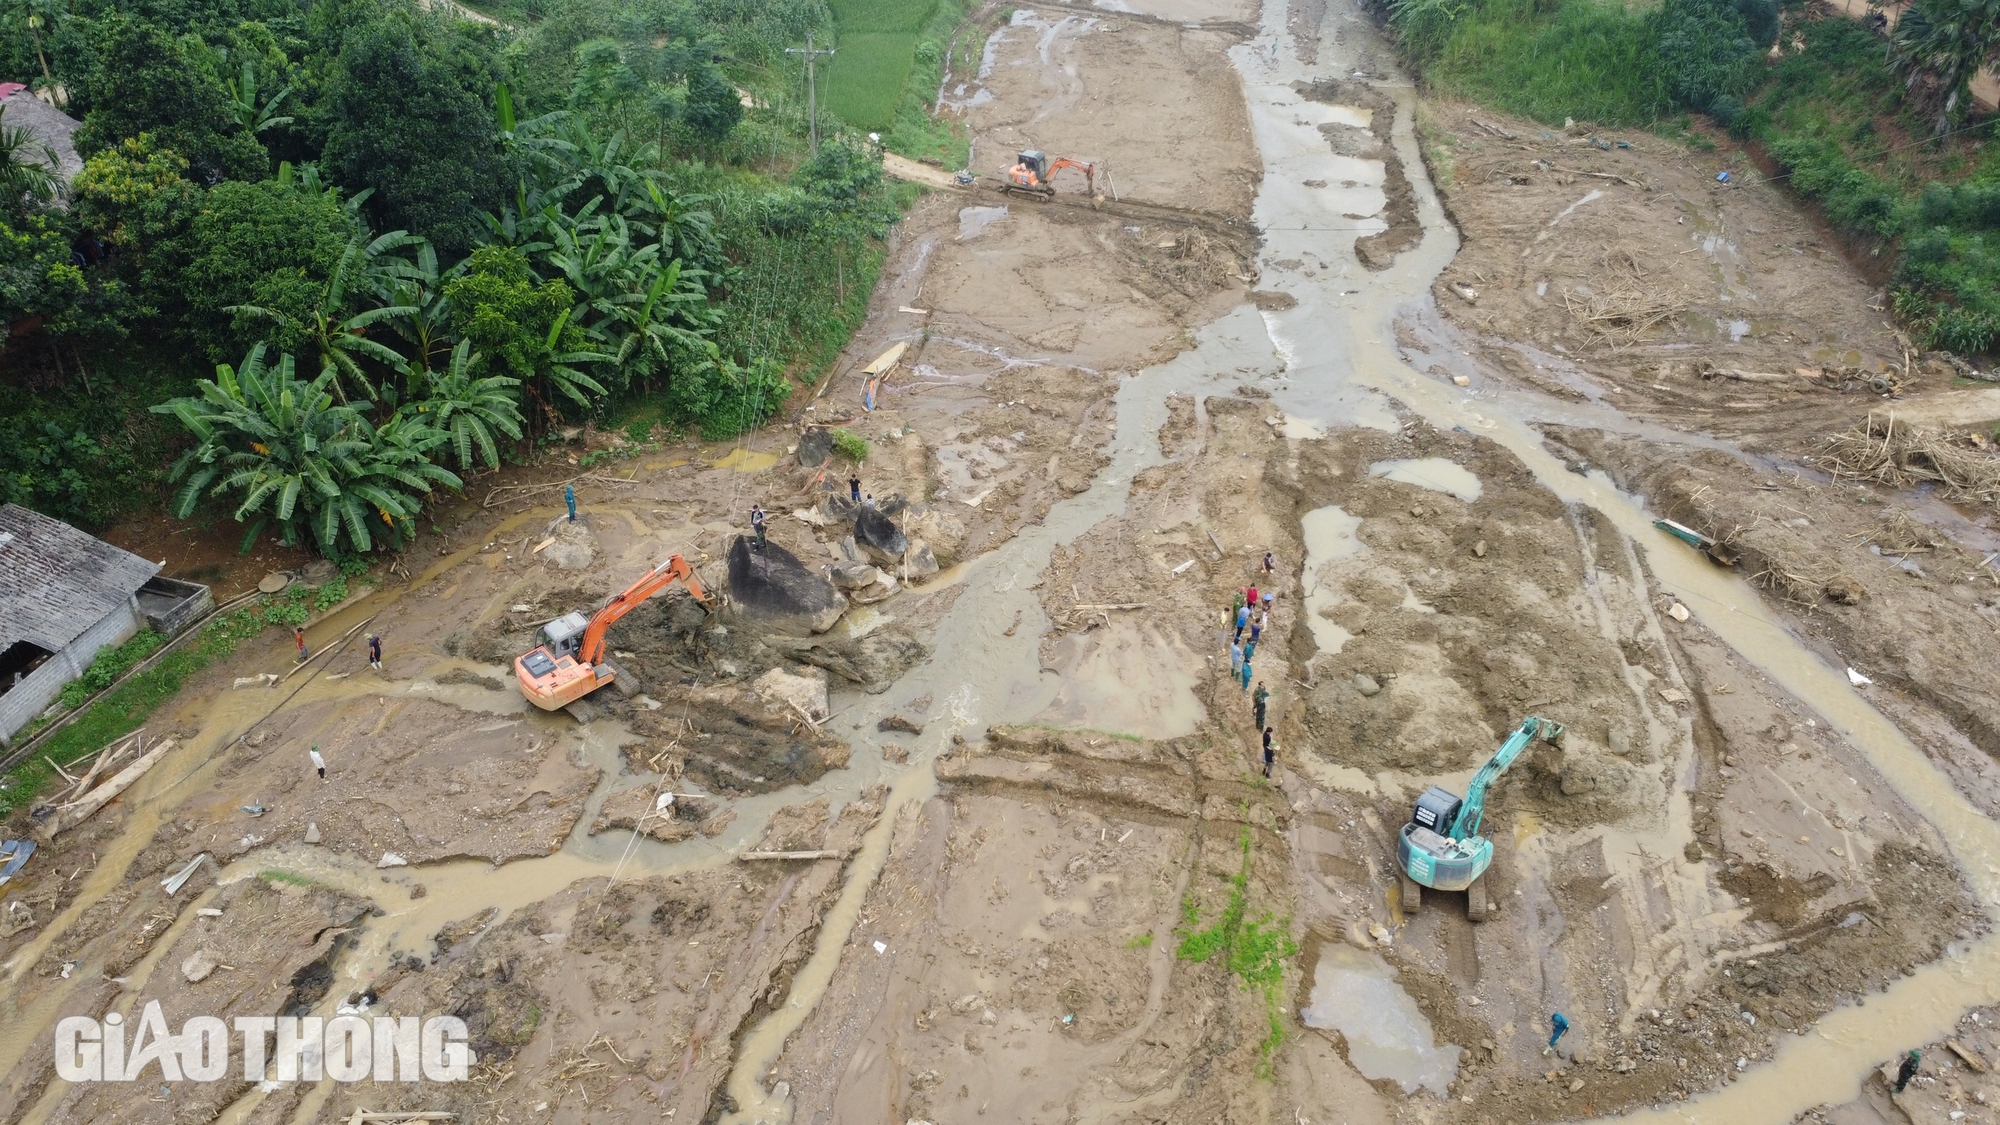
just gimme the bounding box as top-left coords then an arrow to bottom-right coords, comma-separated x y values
0,504 -> 159,653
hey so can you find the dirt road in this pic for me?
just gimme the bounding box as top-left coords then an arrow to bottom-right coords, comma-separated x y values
8,0 -> 2000,1120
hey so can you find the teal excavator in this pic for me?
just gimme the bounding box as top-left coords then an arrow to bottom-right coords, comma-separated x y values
1396,715 -> 1565,922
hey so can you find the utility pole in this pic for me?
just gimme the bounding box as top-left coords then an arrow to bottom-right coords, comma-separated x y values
786,30 -> 836,157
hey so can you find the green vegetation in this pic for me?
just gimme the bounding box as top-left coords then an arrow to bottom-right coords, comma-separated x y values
0,0 -> 955,547
1175,829 -> 1298,1076
831,426 -> 871,461
822,0 -> 971,166
57,628 -> 165,709
1126,931 -> 1154,948
1382,0 -> 2000,355
259,869 -> 320,888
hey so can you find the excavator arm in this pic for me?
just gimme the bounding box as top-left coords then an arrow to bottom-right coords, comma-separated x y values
1450,716 -> 1564,839
1047,157 -> 1095,192
576,555 -> 709,667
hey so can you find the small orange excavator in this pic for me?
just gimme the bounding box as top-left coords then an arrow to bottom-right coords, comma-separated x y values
1002,150 -> 1096,199
515,555 -> 712,711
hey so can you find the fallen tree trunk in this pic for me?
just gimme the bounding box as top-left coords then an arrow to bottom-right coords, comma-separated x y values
45,739 -> 174,838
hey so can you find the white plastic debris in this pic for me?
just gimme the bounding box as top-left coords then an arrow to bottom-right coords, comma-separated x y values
1846,667 -> 1873,686
874,940 -> 888,955
377,852 -> 409,868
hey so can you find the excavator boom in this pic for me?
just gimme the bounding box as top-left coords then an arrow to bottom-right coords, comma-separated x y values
1397,715 -> 1564,895
515,555 -> 710,711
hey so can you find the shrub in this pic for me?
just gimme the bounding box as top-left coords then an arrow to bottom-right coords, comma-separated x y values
832,428 -> 869,462
58,630 -> 165,709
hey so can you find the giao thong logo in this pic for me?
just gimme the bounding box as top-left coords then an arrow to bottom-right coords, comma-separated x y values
54,1003 -> 475,1083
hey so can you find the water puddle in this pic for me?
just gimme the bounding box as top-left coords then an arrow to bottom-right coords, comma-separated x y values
1300,942 -> 1461,1096
710,448 -> 781,473
1367,457 -> 1483,501
957,204 -> 1009,240
1300,505 -> 1363,656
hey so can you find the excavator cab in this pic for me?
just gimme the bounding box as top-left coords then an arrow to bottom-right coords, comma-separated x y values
541,612 -> 590,660
1016,150 -> 1050,182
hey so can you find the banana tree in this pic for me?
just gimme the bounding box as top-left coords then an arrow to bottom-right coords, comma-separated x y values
527,307 -> 612,413
402,339 -> 523,470
376,238 -> 457,386
153,345 -> 461,555
228,232 -> 422,401
1893,0 -> 2000,134
224,57 -> 294,136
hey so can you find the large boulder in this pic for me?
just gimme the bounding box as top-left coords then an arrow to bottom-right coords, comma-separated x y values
828,562 -> 882,591
854,506 -> 909,566
797,426 -> 834,467
726,535 -> 847,634
540,514 -> 599,571
904,540 -> 940,579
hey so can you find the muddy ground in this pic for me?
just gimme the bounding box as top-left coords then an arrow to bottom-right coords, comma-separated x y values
7,0 -> 2000,1121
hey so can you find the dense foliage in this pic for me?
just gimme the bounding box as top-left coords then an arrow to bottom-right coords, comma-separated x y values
1380,0 -> 2000,355
0,0 -> 939,551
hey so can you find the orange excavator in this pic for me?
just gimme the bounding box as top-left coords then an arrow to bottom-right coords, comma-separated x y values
1002,150 -> 1096,199
515,555 -> 713,711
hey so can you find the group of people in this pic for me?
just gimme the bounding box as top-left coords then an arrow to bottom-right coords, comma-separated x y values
1229,552 -> 1281,778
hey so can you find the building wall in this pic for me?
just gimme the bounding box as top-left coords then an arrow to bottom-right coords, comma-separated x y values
0,597 -> 143,746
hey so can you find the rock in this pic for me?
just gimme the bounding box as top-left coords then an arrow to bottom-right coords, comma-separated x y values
770,626 -> 930,694
903,508 -> 967,566
854,506 -> 909,565
951,993 -> 985,1015
181,950 -> 219,984
878,714 -> 924,734
820,492 -> 859,523
540,515 -> 599,571
797,426 -> 834,467
410,884 -> 428,900
1824,574 -> 1865,605
828,562 -> 881,591
304,822 -> 320,844
257,572 -> 291,594
904,540 -> 940,579
378,853 -> 409,868
1353,673 -> 1381,697
849,573 -> 900,605
591,784 -> 697,842
301,559 -> 337,585
876,493 -> 910,517
1367,922 -> 1391,944
883,744 -> 910,764
753,666 -> 830,724
1473,540 -> 1487,558
727,536 -> 848,634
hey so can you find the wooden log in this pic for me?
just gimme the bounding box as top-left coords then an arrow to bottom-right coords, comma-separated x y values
862,341 -> 907,376
737,850 -> 844,861
46,739 -> 175,838
63,731 -> 142,802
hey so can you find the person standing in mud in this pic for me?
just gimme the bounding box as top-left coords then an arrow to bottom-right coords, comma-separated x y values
309,745 -> 327,782
1234,602 -> 1251,642
1229,640 -> 1244,678
1247,612 -> 1263,656
367,634 -> 383,672
294,627 -> 308,664
1546,1012 -> 1569,1056
751,504 -> 767,548
849,473 -> 862,503
1896,1050 -> 1921,1092
1240,657 -> 1253,691
565,483 -> 577,522
1263,550 -> 1276,576
1262,727 -> 1276,778
1253,681 -> 1270,729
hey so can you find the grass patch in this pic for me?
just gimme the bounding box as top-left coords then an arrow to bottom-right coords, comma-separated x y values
0,608 -> 266,817
1415,0 -> 1669,126
1175,828 -> 1298,1077
1126,932 -> 1154,948
827,31 -> 923,127
260,869 -> 319,888
58,630 -> 167,711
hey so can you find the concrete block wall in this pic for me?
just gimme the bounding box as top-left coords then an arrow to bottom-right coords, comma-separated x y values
0,598 -> 143,746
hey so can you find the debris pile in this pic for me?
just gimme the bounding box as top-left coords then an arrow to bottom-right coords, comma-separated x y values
1822,413 -> 2000,506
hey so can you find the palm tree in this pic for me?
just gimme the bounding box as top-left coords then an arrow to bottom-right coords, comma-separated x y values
153,345 -> 461,555
0,105 -> 60,216
403,340 -> 524,470
1893,0 -> 2000,134
228,233 -> 422,402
